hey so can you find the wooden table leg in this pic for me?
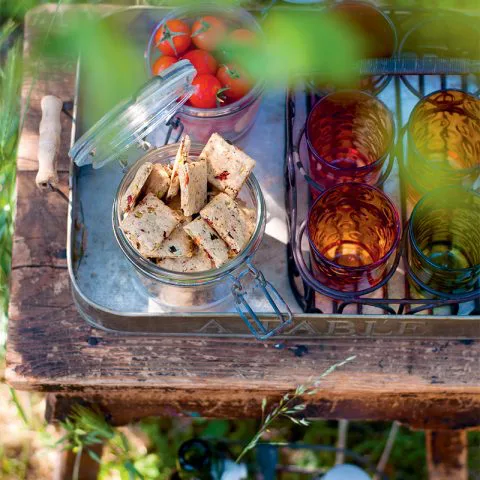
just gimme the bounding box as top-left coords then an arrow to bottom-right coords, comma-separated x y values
53,439 -> 103,480
426,430 -> 468,480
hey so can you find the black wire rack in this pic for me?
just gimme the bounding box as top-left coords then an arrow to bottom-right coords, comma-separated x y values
284,7 -> 480,317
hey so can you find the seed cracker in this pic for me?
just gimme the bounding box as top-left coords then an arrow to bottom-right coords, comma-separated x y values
200,192 -> 251,254
199,133 -> 256,198
121,162 -> 153,213
121,193 -> 180,257
183,217 -> 230,267
179,158 -> 208,216
143,163 -> 171,199
166,135 -> 191,201
157,247 -> 213,273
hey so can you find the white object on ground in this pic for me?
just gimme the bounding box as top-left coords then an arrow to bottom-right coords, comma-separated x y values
321,464 -> 371,480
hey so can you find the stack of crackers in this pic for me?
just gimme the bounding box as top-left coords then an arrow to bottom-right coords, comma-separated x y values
120,133 -> 257,273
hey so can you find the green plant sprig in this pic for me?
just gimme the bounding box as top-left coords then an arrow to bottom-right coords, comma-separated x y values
237,355 -> 356,463
57,405 -> 145,480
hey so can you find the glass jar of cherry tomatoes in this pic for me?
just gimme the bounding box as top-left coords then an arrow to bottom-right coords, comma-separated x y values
146,5 -> 264,144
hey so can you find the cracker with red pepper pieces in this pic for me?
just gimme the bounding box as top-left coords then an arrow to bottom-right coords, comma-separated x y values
200,192 -> 251,254
157,247 -> 213,272
166,135 -> 190,201
121,162 -> 153,213
179,158 -> 208,216
120,133 -> 257,272
121,193 -> 181,257
240,206 -> 256,238
153,217 -> 194,258
183,217 -> 230,267
142,163 -> 171,200
199,132 -> 256,198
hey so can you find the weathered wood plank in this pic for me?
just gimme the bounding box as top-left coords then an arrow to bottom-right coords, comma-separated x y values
5,4 -> 480,430
46,390 -> 480,431
11,171 -> 69,269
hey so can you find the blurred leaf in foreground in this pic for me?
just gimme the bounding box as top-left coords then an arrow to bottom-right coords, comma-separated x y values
0,23 -> 21,341
398,10 -> 479,59
222,8 -> 366,88
30,8 -> 145,125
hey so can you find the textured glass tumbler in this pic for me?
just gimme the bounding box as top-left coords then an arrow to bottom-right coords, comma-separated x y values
306,91 -> 394,192
407,187 -> 480,297
406,89 -> 480,202
307,183 -> 401,292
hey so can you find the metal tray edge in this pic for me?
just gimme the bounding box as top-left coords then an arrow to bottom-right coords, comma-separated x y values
65,6 -> 480,339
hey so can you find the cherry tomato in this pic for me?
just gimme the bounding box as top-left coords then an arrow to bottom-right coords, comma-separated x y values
155,19 -> 191,57
229,28 -> 257,47
152,55 -> 177,75
182,49 -> 218,75
191,16 -> 227,51
189,74 -> 225,109
216,64 -> 252,102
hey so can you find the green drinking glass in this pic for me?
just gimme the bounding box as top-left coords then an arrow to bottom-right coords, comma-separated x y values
407,187 -> 480,297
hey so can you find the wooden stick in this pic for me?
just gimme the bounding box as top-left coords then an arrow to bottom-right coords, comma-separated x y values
373,421 -> 400,480
36,95 -> 63,190
335,419 -> 349,465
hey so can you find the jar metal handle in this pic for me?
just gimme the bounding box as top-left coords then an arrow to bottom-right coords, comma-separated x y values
231,259 -> 293,340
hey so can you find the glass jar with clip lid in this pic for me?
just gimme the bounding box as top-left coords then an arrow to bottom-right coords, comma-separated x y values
69,60 -> 292,340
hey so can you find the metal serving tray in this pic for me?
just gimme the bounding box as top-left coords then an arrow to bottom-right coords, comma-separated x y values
68,5 -> 480,338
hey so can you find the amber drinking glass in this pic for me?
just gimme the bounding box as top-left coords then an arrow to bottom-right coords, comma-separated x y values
307,183 -> 401,292
406,187 -> 480,297
306,91 -> 394,192
406,89 -> 480,202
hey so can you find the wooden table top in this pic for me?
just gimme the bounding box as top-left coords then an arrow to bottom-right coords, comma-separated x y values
5,4 -> 480,429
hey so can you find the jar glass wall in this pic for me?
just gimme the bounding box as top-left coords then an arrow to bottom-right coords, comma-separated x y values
146,4 -> 264,143
113,144 -> 266,311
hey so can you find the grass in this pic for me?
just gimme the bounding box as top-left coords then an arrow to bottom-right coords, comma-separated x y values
0,20 -> 21,358
0,0 -> 479,479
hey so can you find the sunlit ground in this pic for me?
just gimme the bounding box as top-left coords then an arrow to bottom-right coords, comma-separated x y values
0,371 -> 56,479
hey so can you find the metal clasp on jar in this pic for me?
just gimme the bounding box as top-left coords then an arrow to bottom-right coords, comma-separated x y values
230,259 -> 293,340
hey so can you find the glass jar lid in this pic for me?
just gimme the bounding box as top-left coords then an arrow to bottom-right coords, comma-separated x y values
70,60 -> 196,169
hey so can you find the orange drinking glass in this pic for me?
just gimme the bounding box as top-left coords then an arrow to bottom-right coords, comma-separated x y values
406,89 -> 480,202
307,183 -> 401,292
306,91 -> 394,192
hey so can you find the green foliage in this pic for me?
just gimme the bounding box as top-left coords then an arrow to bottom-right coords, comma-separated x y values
37,11 -> 146,126
237,355 -> 356,462
59,405 -> 145,480
470,431 -> 480,477
224,8 -> 364,87
0,19 -> 21,358
0,0 -> 105,21
201,419 -> 230,439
